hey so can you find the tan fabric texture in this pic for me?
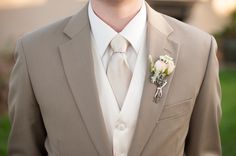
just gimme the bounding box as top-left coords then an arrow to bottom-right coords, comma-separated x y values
8,2 -> 222,156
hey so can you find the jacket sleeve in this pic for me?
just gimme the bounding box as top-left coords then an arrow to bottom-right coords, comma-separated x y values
8,38 -> 47,156
185,36 -> 222,156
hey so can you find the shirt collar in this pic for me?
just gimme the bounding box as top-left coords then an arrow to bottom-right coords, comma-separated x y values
88,0 -> 147,58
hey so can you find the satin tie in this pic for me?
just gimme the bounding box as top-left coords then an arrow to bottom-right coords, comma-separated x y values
107,34 -> 132,109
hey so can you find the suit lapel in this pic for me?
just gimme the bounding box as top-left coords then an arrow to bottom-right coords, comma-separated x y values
128,4 -> 180,156
58,2 -> 180,156
58,4 -> 112,156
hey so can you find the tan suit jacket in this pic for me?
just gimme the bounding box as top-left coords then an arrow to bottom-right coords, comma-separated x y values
8,2 -> 222,156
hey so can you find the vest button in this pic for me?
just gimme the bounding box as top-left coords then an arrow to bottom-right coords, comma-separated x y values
116,122 -> 126,131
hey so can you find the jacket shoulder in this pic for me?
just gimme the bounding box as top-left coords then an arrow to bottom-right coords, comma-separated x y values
20,15 -> 72,45
163,15 -> 212,45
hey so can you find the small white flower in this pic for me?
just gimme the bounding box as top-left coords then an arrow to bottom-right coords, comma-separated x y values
155,60 -> 167,73
150,75 -> 156,83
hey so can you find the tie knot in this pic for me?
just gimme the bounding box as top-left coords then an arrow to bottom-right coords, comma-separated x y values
110,34 -> 128,53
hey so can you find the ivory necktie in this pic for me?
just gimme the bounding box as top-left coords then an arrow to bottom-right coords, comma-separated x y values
107,34 -> 132,109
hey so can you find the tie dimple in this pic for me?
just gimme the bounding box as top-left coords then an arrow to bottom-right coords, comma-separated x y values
110,34 -> 128,53
107,34 -> 132,109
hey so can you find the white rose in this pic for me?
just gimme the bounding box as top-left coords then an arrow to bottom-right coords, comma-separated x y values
155,60 -> 167,73
166,61 -> 175,75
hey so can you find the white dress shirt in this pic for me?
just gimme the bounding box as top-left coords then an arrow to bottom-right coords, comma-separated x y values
88,1 -> 147,156
88,1 -> 146,72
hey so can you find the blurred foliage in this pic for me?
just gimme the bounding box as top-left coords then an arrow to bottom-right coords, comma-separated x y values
215,10 -> 236,62
215,10 -> 236,38
0,53 -> 14,115
222,10 -> 236,38
0,115 -> 10,156
219,68 -> 236,156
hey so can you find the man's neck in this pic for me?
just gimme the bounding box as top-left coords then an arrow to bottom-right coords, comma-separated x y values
91,0 -> 143,32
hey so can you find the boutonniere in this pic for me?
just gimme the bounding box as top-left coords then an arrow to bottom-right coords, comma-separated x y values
149,54 -> 175,103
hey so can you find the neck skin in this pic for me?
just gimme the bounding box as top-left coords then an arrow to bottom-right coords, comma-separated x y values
91,0 -> 143,32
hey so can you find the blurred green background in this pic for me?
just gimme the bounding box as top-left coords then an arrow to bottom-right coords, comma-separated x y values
220,68 -> 236,156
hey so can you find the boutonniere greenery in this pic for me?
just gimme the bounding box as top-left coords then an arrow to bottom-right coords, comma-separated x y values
149,54 -> 175,103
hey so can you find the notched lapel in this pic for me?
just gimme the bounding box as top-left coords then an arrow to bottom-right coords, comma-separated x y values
128,3 -> 181,156
58,4 -> 112,156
